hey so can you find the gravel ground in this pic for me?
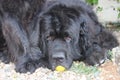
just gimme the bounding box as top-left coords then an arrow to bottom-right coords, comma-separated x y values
0,62 -> 86,80
0,0 -> 120,80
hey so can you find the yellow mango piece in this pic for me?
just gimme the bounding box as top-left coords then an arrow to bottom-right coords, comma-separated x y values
55,66 -> 66,72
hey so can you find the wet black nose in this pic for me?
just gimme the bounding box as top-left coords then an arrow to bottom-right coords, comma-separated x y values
52,51 -> 65,62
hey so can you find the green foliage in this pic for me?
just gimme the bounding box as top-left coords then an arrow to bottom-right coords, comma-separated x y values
96,6 -> 103,12
117,7 -> 120,19
86,0 -> 98,5
107,50 -> 113,61
118,13 -> 120,19
117,7 -> 120,11
70,62 -> 100,75
117,0 -> 120,2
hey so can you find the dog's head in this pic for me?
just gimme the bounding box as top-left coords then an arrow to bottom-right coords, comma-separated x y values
38,3 -> 86,70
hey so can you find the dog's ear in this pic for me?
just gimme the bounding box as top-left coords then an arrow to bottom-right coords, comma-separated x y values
79,4 -> 119,50
79,21 -> 92,57
98,29 -> 119,50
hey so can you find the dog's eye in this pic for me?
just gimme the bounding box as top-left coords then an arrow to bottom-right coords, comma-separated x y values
64,37 -> 71,42
63,32 -> 71,42
46,36 -> 55,41
46,32 -> 55,41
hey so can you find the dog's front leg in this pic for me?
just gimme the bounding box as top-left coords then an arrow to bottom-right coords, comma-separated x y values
1,16 -> 42,73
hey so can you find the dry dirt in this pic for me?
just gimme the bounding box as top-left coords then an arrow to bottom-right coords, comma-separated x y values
99,61 -> 120,80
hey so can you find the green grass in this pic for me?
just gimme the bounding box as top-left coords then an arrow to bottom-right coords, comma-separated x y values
69,50 -> 114,75
107,50 -> 113,61
70,62 -> 100,75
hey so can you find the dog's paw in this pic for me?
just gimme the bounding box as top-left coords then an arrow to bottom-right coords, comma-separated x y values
84,44 -> 107,66
15,60 -> 38,73
0,51 -> 10,64
85,52 -> 106,66
15,47 -> 44,73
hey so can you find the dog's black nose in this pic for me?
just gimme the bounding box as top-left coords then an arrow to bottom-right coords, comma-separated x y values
52,51 -> 65,62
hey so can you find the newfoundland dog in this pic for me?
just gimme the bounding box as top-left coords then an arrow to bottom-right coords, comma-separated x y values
0,0 -> 119,73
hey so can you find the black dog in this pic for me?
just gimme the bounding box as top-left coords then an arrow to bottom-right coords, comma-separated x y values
0,0 -> 119,73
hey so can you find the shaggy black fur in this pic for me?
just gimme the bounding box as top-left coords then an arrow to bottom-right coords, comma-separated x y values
0,0 -> 46,73
0,0 -> 119,73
